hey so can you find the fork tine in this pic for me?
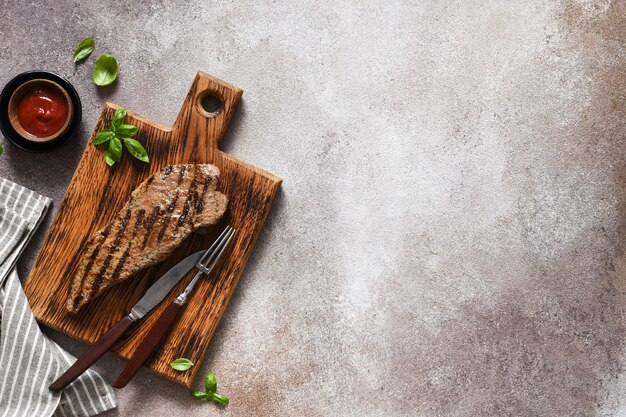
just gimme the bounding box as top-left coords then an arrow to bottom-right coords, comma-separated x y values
201,228 -> 236,273
198,226 -> 232,266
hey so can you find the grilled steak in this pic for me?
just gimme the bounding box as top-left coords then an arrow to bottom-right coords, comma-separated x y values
66,164 -> 228,313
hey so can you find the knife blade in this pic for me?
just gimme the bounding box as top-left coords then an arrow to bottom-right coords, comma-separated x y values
49,250 -> 206,391
129,250 -> 205,319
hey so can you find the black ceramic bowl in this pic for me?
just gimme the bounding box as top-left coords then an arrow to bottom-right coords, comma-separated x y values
0,70 -> 82,152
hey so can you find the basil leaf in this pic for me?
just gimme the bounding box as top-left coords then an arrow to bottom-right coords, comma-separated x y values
191,391 -> 209,400
204,372 -> 217,392
170,358 -> 194,371
116,124 -> 138,138
111,108 -> 126,129
93,130 -> 114,145
104,148 -> 116,166
93,54 -> 118,86
73,37 -> 95,63
108,137 -> 122,163
210,393 -> 229,405
123,138 -> 149,163
0,142 -> 3,156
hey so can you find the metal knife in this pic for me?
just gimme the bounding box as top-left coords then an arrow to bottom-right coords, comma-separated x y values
112,226 -> 235,388
49,250 -> 206,391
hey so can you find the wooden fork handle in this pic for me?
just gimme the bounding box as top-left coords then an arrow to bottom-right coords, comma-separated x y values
49,315 -> 134,391
112,300 -> 184,388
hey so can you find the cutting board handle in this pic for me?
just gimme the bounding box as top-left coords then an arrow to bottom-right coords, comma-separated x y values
172,71 -> 243,153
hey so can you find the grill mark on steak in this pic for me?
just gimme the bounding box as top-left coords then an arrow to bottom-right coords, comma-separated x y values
70,222 -> 113,311
142,205 -> 162,248
156,165 -> 188,242
178,164 -> 187,179
177,167 -> 199,227
195,176 -> 211,214
71,295 -> 83,312
162,164 -> 173,178
111,209 -> 146,281
89,208 -> 132,300
157,193 -> 179,242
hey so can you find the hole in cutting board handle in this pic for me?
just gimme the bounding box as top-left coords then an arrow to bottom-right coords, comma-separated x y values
196,90 -> 223,117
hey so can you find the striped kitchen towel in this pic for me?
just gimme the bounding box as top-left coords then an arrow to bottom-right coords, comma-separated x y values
0,178 -> 116,417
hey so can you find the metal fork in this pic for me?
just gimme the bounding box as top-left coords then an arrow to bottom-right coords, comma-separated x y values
175,226 -> 235,305
112,226 -> 236,388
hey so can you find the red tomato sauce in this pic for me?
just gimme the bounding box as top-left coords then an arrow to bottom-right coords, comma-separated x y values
17,86 -> 68,138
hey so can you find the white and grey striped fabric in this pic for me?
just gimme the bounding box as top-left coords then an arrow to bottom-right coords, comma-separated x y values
0,178 -> 116,417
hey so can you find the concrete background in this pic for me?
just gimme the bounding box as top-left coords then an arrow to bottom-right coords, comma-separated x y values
0,0 -> 625,415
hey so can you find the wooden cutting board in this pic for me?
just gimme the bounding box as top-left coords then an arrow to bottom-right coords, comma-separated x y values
24,71 -> 281,387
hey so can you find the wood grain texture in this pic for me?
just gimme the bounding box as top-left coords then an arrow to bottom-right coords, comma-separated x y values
23,71 -> 282,387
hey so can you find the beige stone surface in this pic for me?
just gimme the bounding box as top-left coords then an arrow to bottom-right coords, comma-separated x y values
0,0 -> 624,415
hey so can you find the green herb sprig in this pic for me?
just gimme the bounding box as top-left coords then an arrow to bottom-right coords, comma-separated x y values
191,372 -> 229,405
170,359 -> 229,405
93,54 -> 118,86
73,37 -> 95,63
94,107 -> 149,166
170,358 -> 194,371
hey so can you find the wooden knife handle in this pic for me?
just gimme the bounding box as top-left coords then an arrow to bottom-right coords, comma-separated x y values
112,300 -> 184,388
49,315 -> 134,391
